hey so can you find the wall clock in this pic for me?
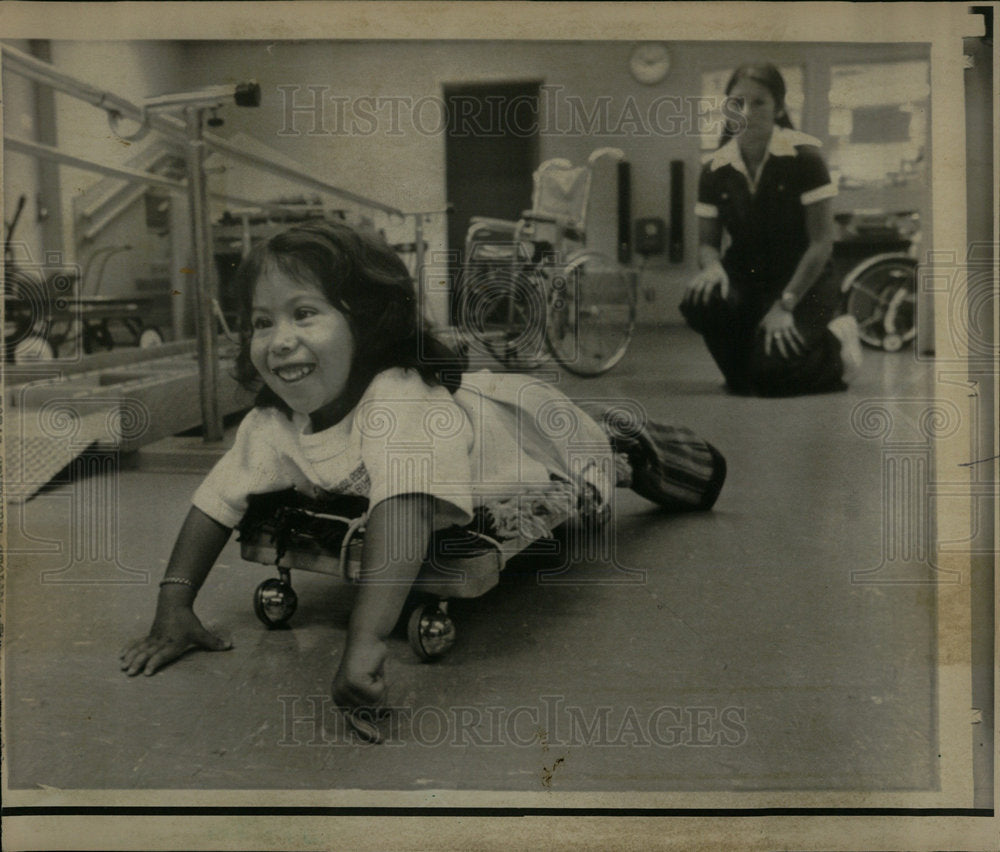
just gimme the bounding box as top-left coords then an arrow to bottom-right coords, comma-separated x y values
629,42 -> 672,85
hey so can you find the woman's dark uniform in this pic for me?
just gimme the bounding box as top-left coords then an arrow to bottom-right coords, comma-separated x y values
681,128 -> 847,396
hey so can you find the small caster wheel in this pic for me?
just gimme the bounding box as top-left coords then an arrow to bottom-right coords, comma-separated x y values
138,326 -> 164,348
882,332 -> 903,353
254,577 -> 298,628
407,603 -> 455,661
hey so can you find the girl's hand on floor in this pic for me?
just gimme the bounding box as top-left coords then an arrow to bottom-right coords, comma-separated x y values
119,606 -> 232,676
683,261 -> 730,306
333,640 -> 390,743
332,640 -> 388,712
761,303 -> 804,359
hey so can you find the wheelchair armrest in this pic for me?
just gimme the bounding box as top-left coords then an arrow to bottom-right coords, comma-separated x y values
467,242 -> 532,263
465,217 -> 520,247
520,211 -> 559,225
468,216 -> 520,231
520,212 -> 585,244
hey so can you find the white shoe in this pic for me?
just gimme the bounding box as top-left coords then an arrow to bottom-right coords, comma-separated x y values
828,314 -> 863,384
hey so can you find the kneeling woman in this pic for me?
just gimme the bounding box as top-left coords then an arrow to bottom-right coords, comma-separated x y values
681,62 -> 861,397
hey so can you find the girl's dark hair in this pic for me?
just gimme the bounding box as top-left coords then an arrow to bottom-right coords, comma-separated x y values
718,62 -> 794,148
233,220 -> 467,414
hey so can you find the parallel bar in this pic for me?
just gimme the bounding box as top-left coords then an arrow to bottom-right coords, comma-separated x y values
3,42 -> 408,446
3,135 -> 185,190
79,145 -> 182,219
80,184 -> 148,242
78,183 -> 308,243
3,44 -> 402,217
205,135 -> 404,216
2,45 -> 190,143
207,192 -> 324,218
144,84 -> 244,111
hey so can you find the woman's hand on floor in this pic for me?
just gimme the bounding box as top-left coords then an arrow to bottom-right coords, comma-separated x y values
760,302 -> 805,358
119,605 -> 232,676
683,261 -> 730,306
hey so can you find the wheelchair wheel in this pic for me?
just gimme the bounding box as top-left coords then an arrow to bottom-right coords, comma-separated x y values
12,333 -> 55,363
83,321 -> 115,353
842,254 -> 917,352
455,260 -> 547,370
545,250 -> 636,376
138,326 -> 164,348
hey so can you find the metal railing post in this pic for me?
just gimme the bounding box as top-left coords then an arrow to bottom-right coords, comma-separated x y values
413,213 -> 426,290
184,107 -> 223,442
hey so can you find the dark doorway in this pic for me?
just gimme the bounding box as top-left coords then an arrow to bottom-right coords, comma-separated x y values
444,81 -> 540,319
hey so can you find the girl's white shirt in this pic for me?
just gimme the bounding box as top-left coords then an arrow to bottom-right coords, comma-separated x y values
192,367 -> 613,531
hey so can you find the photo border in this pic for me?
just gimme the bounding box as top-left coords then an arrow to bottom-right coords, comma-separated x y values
1,2 -> 995,849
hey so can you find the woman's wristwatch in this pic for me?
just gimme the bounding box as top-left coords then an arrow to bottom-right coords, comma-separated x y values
779,290 -> 798,312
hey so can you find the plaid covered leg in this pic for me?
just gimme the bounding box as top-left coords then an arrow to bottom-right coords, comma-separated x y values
601,414 -> 727,511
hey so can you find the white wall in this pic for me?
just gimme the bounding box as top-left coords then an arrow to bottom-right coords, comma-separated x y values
2,40 -> 46,267
179,39 -> 932,326
45,41 -> 188,298
5,39 -> 934,328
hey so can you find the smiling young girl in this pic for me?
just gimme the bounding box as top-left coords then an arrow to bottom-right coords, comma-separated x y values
120,221 -> 726,717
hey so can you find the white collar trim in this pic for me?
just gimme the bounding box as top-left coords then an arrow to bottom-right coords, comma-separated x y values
705,127 -> 823,173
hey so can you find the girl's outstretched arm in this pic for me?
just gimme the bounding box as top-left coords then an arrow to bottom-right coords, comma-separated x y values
119,506 -> 233,676
332,493 -> 434,711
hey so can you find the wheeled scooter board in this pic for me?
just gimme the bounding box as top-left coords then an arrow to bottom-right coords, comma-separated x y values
237,487 -> 579,661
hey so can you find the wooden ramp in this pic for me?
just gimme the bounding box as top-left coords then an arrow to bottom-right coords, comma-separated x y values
3,340 -> 253,502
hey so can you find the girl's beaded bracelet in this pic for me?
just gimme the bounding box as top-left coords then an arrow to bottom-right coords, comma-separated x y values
159,577 -> 196,588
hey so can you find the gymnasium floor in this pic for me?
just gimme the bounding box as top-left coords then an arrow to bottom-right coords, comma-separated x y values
3,324 -> 941,794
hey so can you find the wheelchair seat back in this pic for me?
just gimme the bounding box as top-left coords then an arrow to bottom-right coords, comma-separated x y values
529,159 -> 591,232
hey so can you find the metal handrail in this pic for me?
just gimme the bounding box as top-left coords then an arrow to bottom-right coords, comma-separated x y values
2,42 -> 408,442
78,144 -> 183,220
2,44 -> 403,217
4,134 -> 186,191
205,135 -> 402,216
80,185 -> 149,243
5,136 -> 310,241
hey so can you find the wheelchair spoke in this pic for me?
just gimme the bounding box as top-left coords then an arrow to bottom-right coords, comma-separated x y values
545,251 -> 635,376
455,261 -> 547,370
844,256 -> 918,351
